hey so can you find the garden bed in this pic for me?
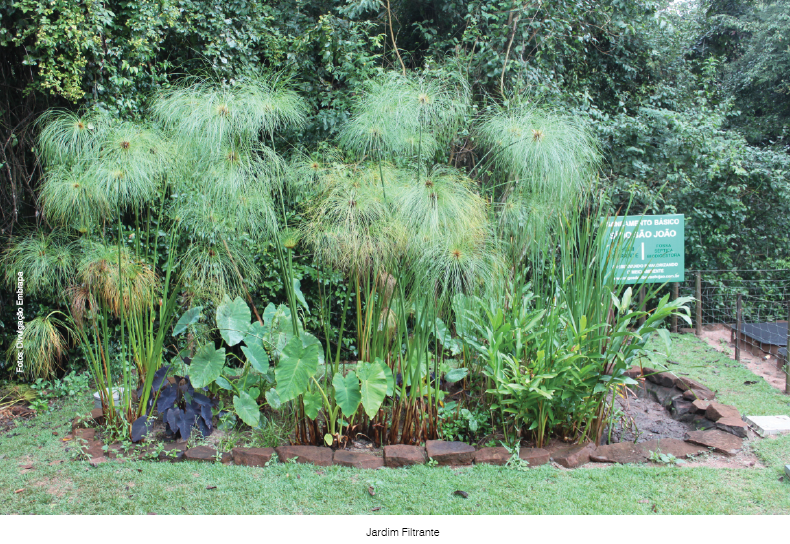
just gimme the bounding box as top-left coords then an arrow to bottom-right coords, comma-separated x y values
17,318 -> 771,476
58,357 -> 763,472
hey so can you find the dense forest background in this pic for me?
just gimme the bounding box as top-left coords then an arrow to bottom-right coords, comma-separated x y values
1,0 -> 789,361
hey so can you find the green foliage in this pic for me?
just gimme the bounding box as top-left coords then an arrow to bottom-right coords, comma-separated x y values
29,371 -> 91,399
2,0 -> 788,454
356,360 -> 387,418
216,295 -> 251,347
462,206 -> 693,446
4,312 -> 70,380
704,0 -> 790,142
603,96 -> 790,271
275,336 -> 321,403
648,449 -> 685,466
189,344 -> 226,389
332,371 -> 362,418
233,391 -> 261,428
2,231 -> 76,298
437,403 -> 492,444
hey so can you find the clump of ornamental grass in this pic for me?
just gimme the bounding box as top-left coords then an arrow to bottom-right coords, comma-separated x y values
391,165 -> 488,243
286,147 -> 344,200
35,109 -> 107,167
37,111 -> 168,231
301,162 -> 399,275
38,165 -> 109,233
0,384 -> 37,409
153,75 -> 306,310
4,313 -> 70,380
178,238 -> 261,304
77,241 -> 158,317
2,231 -> 77,297
91,121 -> 169,211
170,189 -> 279,244
153,74 -> 307,150
476,102 -> 600,269
339,71 -> 470,165
476,103 -> 599,201
496,191 -> 568,268
414,229 -> 502,300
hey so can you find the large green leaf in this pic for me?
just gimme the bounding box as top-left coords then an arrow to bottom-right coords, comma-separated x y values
293,278 -> 309,312
189,344 -> 226,388
217,295 -> 251,346
275,336 -> 321,402
261,303 -> 301,359
244,321 -> 266,346
357,361 -> 387,418
173,306 -> 203,337
434,317 -> 449,345
241,342 -> 269,374
332,371 -> 361,418
445,367 -> 468,384
301,332 -> 325,365
375,357 -> 394,396
215,376 -> 233,391
233,391 -> 260,427
265,387 -> 281,410
303,390 -> 322,420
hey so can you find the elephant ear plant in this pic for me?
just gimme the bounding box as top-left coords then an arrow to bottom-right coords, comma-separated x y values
181,295 -> 393,447
138,365 -> 215,442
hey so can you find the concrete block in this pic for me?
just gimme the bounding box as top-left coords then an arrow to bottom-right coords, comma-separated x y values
744,415 -> 790,437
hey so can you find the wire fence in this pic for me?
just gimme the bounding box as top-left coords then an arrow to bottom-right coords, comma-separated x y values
676,271 -> 789,387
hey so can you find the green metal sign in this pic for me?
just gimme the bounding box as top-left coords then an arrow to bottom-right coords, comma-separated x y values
604,214 -> 684,284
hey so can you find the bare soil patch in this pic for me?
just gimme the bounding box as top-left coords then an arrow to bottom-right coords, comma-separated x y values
599,385 -> 762,469
608,394 -> 691,443
696,324 -> 786,391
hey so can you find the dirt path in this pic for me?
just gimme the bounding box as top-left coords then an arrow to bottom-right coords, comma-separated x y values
694,324 -> 787,391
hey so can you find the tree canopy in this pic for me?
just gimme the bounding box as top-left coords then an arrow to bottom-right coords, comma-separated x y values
1,0 -> 788,272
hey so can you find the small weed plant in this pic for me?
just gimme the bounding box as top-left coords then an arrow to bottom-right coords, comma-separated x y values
649,449 -> 685,466
502,442 -> 530,471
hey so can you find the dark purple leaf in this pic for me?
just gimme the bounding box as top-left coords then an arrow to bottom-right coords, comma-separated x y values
177,409 -> 191,441
157,385 -> 177,412
192,392 -> 211,407
184,402 -> 196,424
200,404 -> 213,429
167,407 -> 180,435
131,416 -> 152,442
152,365 -> 171,392
196,417 -> 210,438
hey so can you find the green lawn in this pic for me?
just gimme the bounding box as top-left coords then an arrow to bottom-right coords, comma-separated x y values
1,333 -> 789,515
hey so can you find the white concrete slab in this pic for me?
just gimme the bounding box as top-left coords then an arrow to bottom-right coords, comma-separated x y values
744,415 -> 790,437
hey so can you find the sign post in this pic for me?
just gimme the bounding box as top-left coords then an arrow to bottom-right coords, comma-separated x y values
604,214 -> 684,284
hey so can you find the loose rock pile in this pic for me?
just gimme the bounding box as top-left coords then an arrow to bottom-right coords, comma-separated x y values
629,366 -> 749,438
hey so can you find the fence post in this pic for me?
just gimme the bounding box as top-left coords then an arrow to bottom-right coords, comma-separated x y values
695,272 -> 702,336
671,282 -> 678,333
735,294 -> 742,362
638,287 -> 646,327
